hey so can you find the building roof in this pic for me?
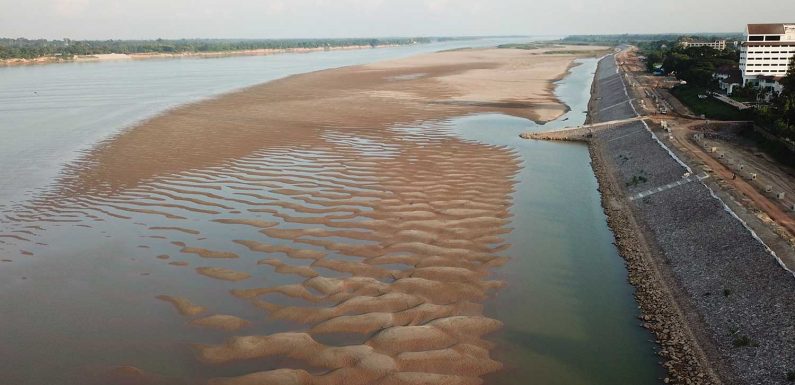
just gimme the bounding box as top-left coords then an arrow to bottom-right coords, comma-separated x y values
715,65 -> 736,75
747,24 -> 786,35
715,66 -> 742,84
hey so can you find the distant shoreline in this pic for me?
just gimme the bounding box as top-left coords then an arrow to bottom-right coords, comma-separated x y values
0,43 -> 410,67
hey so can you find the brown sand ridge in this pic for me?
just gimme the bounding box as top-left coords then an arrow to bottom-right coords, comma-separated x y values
191,315 -> 252,332
1,46 -> 605,384
156,295 -> 207,316
51,45 -> 604,195
196,267 -> 251,281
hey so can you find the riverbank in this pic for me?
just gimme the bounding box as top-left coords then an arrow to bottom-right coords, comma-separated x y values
589,140 -> 724,385
0,43 -> 408,67
578,53 -> 795,385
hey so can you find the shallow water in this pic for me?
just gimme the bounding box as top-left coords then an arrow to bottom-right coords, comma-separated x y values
0,47 -> 662,384
453,59 -> 662,385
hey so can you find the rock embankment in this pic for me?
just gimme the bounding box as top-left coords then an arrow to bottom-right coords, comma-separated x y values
590,140 -> 722,385
582,54 -> 795,385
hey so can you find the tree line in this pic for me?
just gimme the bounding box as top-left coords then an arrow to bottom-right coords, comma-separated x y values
0,37 -> 432,60
639,42 -> 739,88
757,59 -> 795,143
640,39 -> 795,147
563,33 -> 742,45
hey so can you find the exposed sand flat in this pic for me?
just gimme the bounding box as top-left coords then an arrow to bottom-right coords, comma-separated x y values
45,46 -> 603,195
0,46 -> 605,384
367,48 -> 588,121
258,258 -> 320,278
156,295 -> 207,316
179,246 -> 239,259
212,218 -> 279,228
196,267 -> 252,281
149,226 -> 201,235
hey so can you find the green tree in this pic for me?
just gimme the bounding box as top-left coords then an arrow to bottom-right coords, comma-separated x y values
780,57 -> 795,96
765,57 -> 795,138
645,51 -> 663,72
778,60 -> 795,133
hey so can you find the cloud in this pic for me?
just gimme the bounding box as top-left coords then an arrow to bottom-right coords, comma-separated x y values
0,0 -> 793,39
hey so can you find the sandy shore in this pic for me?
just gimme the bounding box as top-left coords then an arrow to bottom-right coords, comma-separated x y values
56,45 -> 606,196
1,45 -> 608,384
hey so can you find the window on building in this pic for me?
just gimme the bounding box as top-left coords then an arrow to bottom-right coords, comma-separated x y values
765,36 -> 781,41
749,35 -> 764,41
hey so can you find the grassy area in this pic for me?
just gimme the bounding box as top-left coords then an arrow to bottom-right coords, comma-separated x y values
671,85 -> 750,121
731,95 -> 755,103
740,127 -> 795,169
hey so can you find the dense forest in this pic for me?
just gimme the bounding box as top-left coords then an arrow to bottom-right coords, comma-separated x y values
639,42 -> 739,88
757,60 -> 795,142
0,37 -> 433,60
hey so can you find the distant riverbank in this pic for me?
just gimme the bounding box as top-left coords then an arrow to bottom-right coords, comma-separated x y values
0,43 -> 412,66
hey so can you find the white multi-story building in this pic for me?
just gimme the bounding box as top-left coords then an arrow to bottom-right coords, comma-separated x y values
739,23 -> 795,92
680,40 -> 728,50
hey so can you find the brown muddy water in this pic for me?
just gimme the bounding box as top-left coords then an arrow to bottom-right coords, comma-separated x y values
0,49 -> 662,385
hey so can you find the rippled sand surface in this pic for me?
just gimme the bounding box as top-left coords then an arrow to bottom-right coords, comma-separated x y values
0,47 -> 592,384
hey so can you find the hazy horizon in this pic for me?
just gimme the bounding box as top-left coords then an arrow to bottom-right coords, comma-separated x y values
1,0 -> 793,40
0,33 -> 746,41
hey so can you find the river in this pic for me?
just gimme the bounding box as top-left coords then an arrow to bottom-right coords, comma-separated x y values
0,40 -> 661,384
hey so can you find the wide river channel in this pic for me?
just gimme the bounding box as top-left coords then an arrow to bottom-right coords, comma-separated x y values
0,39 -> 662,384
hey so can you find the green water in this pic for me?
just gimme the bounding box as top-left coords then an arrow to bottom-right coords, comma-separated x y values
453,58 -> 663,385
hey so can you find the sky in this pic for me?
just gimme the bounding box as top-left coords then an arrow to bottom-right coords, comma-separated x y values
1,0 -> 794,40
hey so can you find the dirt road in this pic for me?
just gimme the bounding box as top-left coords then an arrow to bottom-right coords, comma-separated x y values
668,122 -> 795,269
